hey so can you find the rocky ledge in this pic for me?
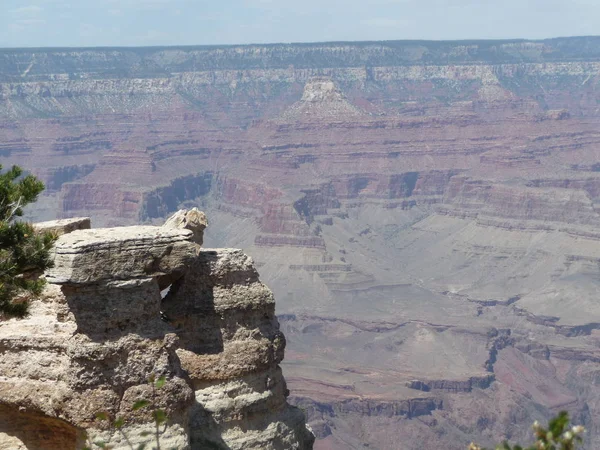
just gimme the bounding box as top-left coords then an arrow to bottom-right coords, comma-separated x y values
0,209 -> 314,450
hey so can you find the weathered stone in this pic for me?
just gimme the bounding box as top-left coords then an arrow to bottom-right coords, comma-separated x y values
0,221 -> 313,449
280,77 -> 363,121
191,369 -> 313,449
34,217 -> 91,236
163,208 -> 208,246
45,226 -> 196,285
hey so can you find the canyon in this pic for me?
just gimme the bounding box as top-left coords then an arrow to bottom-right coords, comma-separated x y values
3,37 -> 600,448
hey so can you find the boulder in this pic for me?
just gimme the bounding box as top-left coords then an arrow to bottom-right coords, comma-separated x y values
163,208 -> 208,246
34,217 -> 91,236
45,226 -> 196,285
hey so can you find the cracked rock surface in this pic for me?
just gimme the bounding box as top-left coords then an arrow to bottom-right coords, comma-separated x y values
0,211 -> 314,450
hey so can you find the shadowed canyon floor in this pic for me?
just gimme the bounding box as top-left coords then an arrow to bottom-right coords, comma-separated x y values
5,37 -> 600,448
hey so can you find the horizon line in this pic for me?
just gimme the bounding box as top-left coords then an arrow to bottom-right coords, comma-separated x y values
1,35 -> 600,52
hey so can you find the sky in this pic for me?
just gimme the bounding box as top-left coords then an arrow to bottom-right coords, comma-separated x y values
1,0 -> 599,48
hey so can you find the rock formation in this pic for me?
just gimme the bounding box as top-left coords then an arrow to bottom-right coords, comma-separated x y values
0,212 -> 314,449
33,217 -> 91,236
280,77 -> 364,121
6,37 -> 600,448
163,208 -> 208,246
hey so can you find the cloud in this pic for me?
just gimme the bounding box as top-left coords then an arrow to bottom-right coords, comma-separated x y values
103,0 -> 181,11
15,18 -> 46,25
362,18 -> 409,28
134,29 -> 171,43
10,5 -> 43,15
78,22 -> 104,37
8,18 -> 46,33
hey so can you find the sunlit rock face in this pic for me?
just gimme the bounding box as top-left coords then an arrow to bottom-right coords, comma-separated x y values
0,212 -> 314,450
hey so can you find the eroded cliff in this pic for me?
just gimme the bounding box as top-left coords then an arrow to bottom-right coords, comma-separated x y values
6,37 -> 600,448
0,212 -> 314,449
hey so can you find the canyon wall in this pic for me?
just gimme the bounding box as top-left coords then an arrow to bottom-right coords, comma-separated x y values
4,37 -> 600,448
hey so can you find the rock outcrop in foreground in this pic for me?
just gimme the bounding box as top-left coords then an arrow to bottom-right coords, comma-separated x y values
0,211 -> 314,449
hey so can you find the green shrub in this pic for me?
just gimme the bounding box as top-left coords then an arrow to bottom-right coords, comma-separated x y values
0,165 -> 56,318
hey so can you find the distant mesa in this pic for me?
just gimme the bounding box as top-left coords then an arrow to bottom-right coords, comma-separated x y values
279,77 -> 364,122
299,77 -> 350,103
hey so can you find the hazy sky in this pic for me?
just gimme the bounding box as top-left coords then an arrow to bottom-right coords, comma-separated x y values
1,0 -> 599,48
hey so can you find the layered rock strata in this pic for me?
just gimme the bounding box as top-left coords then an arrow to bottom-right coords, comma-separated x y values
7,37 -> 600,448
0,212 -> 313,450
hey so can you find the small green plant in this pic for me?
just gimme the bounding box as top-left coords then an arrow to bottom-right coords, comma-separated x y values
83,374 -> 170,450
0,165 -> 56,318
469,411 -> 585,450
